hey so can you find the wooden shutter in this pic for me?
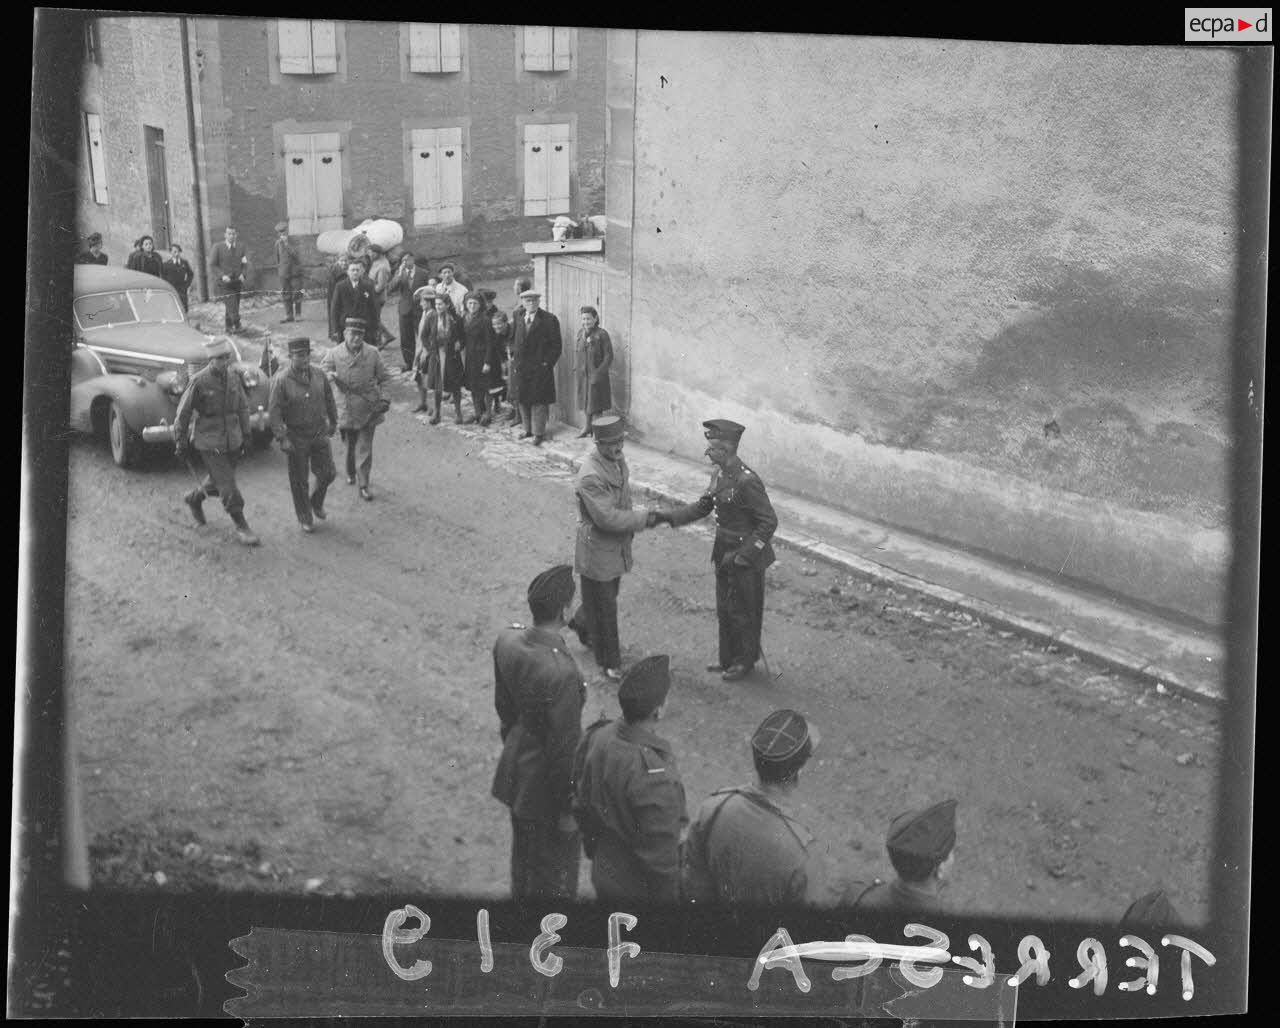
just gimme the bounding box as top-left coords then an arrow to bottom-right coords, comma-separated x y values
410,128 -> 440,225
312,132 -> 343,231
552,27 -> 571,70
278,20 -> 313,74
408,23 -> 440,73
438,127 -> 463,223
283,133 -> 314,233
523,123 -> 549,216
440,24 -> 461,72
85,112 -> 109,204
547,124 -> 571,213
523,26 -> 551,71
310,21 -> 338,74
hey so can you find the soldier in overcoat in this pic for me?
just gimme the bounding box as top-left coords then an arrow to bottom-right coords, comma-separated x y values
682,709 -> 828,908
572,655 -> 688,903
565,414 -> 660,680
491,564 -> 586,902
659,419 -> 779,681
513,288 -> 562,446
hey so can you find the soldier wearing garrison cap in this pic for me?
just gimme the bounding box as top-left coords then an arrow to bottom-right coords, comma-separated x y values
492,564 -> 587,901
268,337 -> 338,533
849,799 -> 958,914
174,335 -> 260,546
683,709 -> 830,907
572,655 -> 688,903
274,221 -> 302,323
656,419 -> 779,681
321,318 -> 391,500
566,414 -> 664,682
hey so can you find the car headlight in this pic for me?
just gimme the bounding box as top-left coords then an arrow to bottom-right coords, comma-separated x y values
156,369 -> 188,396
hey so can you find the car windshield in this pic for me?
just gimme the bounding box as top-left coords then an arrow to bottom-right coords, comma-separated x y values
74,288 -> 185,331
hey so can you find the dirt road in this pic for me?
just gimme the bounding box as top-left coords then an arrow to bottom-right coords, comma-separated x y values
67,334 -> 1219,922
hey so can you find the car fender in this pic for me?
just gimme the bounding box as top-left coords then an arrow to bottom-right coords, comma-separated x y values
71,373 -> 178,437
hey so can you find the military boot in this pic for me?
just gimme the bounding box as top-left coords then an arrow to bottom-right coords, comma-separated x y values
184,489 -> 206,526
230,512 -> 261,547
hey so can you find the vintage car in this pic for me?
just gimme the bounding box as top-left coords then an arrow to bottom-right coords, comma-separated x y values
70,265 -> 272,467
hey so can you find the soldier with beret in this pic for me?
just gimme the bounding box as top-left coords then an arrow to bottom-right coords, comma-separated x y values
658,419 -> 779,681
572,655 -> 688,903
267,337 -> 338,533
848,799 -> 958,914
491,564 -> 586,901
320,318 -> 391,501
174,335 -> 260,546
274,221 -> 302,323
566,414 -> 662,681
683,709 -> 829,907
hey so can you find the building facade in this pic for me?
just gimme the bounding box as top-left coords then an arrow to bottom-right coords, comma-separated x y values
187,18 -> 606,290
599,31 -> 1240,624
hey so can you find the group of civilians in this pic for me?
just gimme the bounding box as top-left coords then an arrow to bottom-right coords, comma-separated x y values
75,232 -> 196,312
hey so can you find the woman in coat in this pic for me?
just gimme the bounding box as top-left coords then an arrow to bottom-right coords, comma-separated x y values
461,292 -> 501,427
415,293 -> 465,425
574,306 -> 614,437
126,235 -> 165,278
489,308 -> 513,417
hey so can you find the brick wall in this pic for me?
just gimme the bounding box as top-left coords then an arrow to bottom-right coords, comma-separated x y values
198,19 -> 606,292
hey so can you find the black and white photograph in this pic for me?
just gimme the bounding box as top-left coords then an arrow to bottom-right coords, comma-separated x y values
17,9 -> 1262,1019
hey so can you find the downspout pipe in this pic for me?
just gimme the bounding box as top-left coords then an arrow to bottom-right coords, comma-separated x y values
179,17 -> 208,302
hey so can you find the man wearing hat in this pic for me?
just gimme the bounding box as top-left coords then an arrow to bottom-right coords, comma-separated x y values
849,799 -> 958,914
682,709 -> 828,907
208,226 -> 249,333
173,336 -> 260,546
267,337 -> 338,533
274,222 -> 302,323
492,564 -> 587,901
659,419 -> 779,681
572,655 -> 688,902
320,318 -> 391,501
435,262 -> 470,315
512,288 -> 562,446
565,414 -> 662,681
329,259 -> 377,343
75,232 -> 108,265
387,252 -> 433,372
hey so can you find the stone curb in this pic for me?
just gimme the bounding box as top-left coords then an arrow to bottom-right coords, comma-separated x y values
531,439 -> 1223,708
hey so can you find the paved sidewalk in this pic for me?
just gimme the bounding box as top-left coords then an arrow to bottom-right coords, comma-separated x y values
241,298 -> 1226,704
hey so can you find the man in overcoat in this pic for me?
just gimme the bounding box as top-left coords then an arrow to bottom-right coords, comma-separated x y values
659,419 -> 779,681
329,260 -> 377,343
491,564 -> 586,901
386,252 -> 432,372
267,337 -> 338,533
565,414 -> 660,681
682,709 -> 829,908
274,221 -> 303,322
173,335 -> 260,546
320,318 -> 390,501
208,226 -> 249,333
513,288 -> 562,446
571,655 -> 687,904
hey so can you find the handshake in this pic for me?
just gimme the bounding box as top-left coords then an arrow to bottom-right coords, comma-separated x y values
646,508 -> 673,528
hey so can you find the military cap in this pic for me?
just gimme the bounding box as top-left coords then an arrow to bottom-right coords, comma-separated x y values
203,336 -> 233,358
527,563 -> 575,608
752,709 -> 819,776
592,413 -> 625,443
274,221 -> 289,233
286,336 -> 311,355
618,655 -> 671,717
344,317 -> 366,333
1120,889 -> 1183,928
519,288 -> 542,300
703,418 -> 746,441
886,799 -> 958,862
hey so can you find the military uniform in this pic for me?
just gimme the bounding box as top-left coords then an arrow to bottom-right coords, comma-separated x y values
320,321 -> 390,496
491,565 -> 586,902
667,421 -> 778,677
572,656 -> 687,903
850,798 -> 957,914
268,338 -> 338,531
274,223 -> 302,321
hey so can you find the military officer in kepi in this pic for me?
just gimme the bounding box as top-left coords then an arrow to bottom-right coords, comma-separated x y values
659,419 -> 779,681
572,655 -> 688,904
682,708 -> 828,907
848,799 -> 958,914
491,564 -> 586,902
267,337 -> 338,534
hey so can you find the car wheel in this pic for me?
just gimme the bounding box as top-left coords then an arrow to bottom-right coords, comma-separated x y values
108,401 -> 142,468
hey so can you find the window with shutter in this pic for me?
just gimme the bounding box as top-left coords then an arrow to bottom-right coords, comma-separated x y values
523,26 -> 552,71
523,123 -> 550,216
547,124 -> 571,213
85,112 -> 109,204
437,127 -> 464,223
552,27 -> 571,71
278,19 -> 338,74
312,132 -> 343,230
283,132 -> 344,234
310,21 -> 338,74
408,24 -> 461,73
410,127 -> 464,226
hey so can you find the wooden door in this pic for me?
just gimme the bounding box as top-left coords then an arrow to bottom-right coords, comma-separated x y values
143,126 -> 171,250
544,255 -> 604,428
